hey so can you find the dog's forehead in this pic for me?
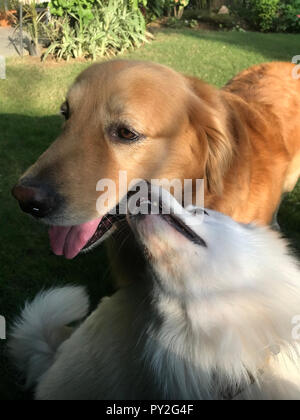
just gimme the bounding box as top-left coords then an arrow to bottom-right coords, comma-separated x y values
67,61 -> 188,116
75,60 -> 184,87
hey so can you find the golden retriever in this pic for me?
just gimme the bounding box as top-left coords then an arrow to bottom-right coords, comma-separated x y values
12,60 -> 300,282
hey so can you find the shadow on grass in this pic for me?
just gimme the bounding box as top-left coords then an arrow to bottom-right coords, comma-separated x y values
0,114 -> 115,400
278,186 -> 300,256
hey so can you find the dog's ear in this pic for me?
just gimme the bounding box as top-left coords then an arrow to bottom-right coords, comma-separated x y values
188,89 -> 233,196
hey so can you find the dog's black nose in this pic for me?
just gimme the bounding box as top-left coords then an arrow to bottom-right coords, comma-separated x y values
12,181 -> 59,218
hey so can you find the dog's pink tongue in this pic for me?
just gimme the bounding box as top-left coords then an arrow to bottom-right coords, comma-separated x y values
49,218 -> 102,260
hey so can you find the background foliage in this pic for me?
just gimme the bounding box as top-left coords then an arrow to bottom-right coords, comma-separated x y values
182,0 -> 300,32
44,0 -> 147,60
275,0 -> 300,32
50,0 -> 97,24
206,0 -> 300,32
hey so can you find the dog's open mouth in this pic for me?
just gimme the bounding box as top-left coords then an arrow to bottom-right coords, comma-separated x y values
82,214 -> 121,250
48,185 -> 206,260
81,212 -> 129,254
49,212 -> 125,260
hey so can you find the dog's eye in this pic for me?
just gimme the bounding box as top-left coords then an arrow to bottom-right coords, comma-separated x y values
109,124 -> 142,143
60,102 -> 70,120
117,127 -> 139,142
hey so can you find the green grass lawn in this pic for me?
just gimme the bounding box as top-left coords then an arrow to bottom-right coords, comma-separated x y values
0,28 -> 300,400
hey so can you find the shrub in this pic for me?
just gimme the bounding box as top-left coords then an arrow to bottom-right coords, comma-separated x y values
130,0 -> 148,9
252,0 -> 279,31
232,0 -> 300,32
50,0 -> 167,23
44,0 -> 148,61
242,0 -> 279,32
50,0 -> 97,25
145,0 -> 171,20
275,0 -> 300,33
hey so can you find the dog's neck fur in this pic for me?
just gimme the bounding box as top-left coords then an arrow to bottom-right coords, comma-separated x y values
185,70 -> 290,226
136,257 -> 300,400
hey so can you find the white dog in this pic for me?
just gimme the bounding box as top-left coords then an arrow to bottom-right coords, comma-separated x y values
9,186 -> 300,400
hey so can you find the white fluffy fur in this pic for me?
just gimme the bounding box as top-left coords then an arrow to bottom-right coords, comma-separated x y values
9,287 -> 89,388
9,187 -> 300,400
